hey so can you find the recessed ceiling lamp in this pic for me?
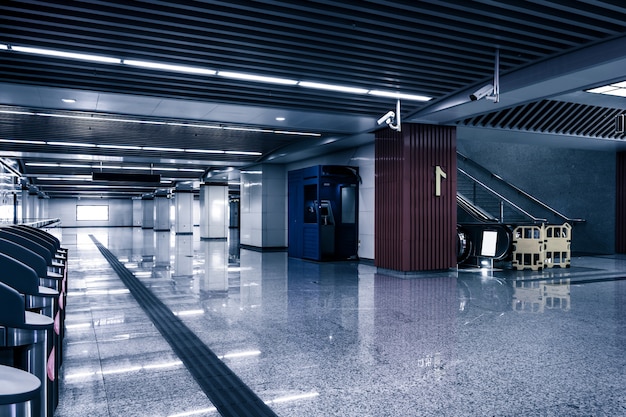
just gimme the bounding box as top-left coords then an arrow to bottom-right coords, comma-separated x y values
587,81 -> 626,97
10,45 -> 120,64
275,117 -> 285,121
123,59 -> 216,75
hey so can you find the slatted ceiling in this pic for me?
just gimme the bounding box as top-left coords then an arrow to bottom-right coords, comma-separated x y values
459,99 -> 626,139
2,1 -> 626,198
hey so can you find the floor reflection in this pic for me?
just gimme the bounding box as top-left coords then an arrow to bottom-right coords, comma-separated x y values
56,227 -> 626,417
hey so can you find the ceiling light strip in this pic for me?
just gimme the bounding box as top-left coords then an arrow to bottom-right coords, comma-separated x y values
3,43 -> 432,101
10,45 -> 121,64
123,59 -> 216,75
5,138 -> 261,156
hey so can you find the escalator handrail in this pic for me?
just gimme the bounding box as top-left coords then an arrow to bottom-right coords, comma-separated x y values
458,168 -> 547,224
457,193 -> 498,222
458,151 -> 585,224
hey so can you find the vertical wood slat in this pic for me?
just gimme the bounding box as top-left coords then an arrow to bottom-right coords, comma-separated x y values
616,152 -> 626,253
375,124 -> 457,271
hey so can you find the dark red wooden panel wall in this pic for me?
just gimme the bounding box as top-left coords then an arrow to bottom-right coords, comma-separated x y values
375,124 -> 457,271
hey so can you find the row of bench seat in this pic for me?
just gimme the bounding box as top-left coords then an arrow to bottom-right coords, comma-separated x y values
0,225 -> 68,417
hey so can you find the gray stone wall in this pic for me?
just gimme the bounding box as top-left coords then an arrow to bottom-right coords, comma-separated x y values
457,139 -> 616,254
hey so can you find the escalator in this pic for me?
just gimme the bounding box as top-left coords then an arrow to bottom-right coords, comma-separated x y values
457,193 -> 513,266
455,152 -> 583,267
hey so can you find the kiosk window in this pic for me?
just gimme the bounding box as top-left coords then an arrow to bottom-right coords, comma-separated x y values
341,186 -> 356,224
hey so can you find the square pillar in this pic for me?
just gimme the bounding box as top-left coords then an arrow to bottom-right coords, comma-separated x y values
141,194 -> 154,229
240,164 -> 287,249
175,189 -> 194,235
200,183 -> 228,239
154,190 -> 171,232
375,123 -> 457,271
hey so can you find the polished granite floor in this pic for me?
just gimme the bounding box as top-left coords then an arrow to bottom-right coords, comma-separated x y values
53,227 -> 626,417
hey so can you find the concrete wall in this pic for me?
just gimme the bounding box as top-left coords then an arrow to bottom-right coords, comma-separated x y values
457,139 -> 615,254
48,198 -> 134,227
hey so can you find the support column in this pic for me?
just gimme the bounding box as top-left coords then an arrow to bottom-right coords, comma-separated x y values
141,194 -> 155,229
200,183 -> 228,239
175,187 -> 194,235
375,123 -> 457,271
154,190 -> 171,232
240,164 -> 286,249
28,188 -> 38,222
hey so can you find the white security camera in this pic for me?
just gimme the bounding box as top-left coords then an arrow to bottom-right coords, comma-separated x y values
377,110 -> 395,125
469,83 -> 494,101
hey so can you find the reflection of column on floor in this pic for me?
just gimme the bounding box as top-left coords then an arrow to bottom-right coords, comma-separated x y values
200,239 -> 228,296
141,228 -> 154,268
239,251 -> 268,311
155,231 -> 171,269
200,183 -> 228,239
174,234 -> 193,278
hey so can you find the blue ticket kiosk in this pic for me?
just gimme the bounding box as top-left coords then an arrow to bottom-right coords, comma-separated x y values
288,165 -> 359,261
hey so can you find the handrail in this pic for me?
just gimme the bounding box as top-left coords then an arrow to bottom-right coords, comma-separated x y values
457,152 -> 585,223
458,168 -> 547,223
457,193 -> 498,222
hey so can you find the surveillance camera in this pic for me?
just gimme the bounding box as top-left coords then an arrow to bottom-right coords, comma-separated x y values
469,83 -> 494,101
377,110 -> 395,125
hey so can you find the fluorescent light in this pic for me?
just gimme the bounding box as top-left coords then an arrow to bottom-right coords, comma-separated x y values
143,146 -> 185,152
603,89 -> 626,97
0,44 -> 7,50
274,130 -> 321,137
586,86 -> 619,94
298,81 -> 368,94
0,110 -> 36,115
123,59 -> 216,75
47,141 -> 97,148
62,98 -> 76,103
368,90 -> 432,101
37,176 -> 91,181
167,122 -> 221,129
612,81 -> 626,88
0,138 -> 46,145
185,149 -> 225,154
217,71 -> 298,85
97,144 -> 143,150
224,150 -> 262,156
11,45 -> 121,64
275,117 -> 285,121
224,126 -> 273,133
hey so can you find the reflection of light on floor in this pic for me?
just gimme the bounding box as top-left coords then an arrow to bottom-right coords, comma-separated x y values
86,288 -> 130,295
173,309 -> 205,316
168,407 -> 218,417
265,391 -> 320,405
166,391 -> 320,417
65,322 -> 92,329
65,360 -> 183,380
218,350 -> 261,360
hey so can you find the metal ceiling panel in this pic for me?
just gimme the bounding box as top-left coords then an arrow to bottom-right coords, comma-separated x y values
1,1 -> 626,198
